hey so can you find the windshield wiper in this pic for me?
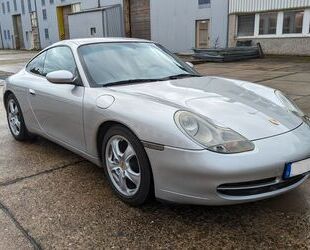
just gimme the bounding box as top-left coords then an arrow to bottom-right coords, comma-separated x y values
162,73 -> 202,80
103,78 -> 164,87
103,74 -> 201,87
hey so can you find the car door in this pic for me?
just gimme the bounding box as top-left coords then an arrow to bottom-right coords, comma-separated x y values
27,46 -> 85,151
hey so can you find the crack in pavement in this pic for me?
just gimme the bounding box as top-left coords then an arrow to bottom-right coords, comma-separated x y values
0,159 -> 86,248
254,72 -> 298,83
0,159 -> 86,187
0,201 -> 42,249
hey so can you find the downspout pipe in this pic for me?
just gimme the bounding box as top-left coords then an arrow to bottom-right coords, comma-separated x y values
33,0 -> 42,49
226,0 -> 230,48
0,23 -> 4,48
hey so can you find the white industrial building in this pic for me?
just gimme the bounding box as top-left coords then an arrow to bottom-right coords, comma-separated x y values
0,0 -> 229,53
228,0 -> 310,55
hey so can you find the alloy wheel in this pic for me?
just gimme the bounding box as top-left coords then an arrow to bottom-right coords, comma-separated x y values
8,99 -> 21,136
105,135 -> 141,197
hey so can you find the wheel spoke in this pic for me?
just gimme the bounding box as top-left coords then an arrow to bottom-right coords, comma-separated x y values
107,158 -> 118,170
13,106 -> 18,115
15,119 -> 21,130
9,101 -> 15,114
111,139 -> 122,162
125,168 -> 140,186
123,144 -> 135,162
118,174 -> 128,193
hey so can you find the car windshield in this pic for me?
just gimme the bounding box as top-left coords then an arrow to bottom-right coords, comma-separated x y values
78,42 -> 200,87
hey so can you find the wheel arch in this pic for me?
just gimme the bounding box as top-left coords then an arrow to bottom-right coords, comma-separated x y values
3,90 -> 14,110
96,120 -> 155,196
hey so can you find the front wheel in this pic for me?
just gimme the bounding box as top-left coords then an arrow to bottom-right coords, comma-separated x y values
6,93 -> 32,141
102,125 -> 152,206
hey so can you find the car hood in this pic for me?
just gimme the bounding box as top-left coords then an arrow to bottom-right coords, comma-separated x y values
109,76 -> 302,141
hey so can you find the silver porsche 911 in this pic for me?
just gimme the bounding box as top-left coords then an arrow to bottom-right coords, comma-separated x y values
3,38 -> 310,206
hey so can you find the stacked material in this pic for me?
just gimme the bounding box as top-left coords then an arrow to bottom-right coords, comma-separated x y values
193,43 -> 263,62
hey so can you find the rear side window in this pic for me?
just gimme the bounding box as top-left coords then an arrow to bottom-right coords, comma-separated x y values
26,52 -> 46,75
43,46 -> 76,76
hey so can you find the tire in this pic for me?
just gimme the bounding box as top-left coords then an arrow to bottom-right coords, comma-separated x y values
101,125 -> 152,206
6,93 -> 32,141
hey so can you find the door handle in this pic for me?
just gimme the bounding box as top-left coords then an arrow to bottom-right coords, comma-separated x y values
29,89 -> 36,95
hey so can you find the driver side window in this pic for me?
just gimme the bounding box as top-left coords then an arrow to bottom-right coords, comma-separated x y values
26,52 -> 46,75
43,46 -> 77,76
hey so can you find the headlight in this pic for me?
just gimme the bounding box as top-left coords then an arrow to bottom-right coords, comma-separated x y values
174,111 -> 255,154
275,90 -> 310,125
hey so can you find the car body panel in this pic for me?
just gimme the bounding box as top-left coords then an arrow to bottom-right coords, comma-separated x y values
109,76 -> 303,141
148,122 -> 310,205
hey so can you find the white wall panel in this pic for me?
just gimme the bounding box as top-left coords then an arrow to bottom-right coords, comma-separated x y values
230,0 -> 310,13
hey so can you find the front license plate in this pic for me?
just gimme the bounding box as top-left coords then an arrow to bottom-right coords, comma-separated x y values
283,158 -> 310,179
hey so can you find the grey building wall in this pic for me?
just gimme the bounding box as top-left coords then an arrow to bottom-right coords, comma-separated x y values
36,0 -> 122,48
0,0 -> 36,49
150,0 -> 229,53
0,0 -> 122,49
237,37 -> 310,56
68,5 -> 123,39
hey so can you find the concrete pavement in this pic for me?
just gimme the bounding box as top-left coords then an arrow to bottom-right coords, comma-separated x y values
1,50 -> 310,249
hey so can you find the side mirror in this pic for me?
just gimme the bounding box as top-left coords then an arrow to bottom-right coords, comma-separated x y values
186,62 -> 194,68
46,70 -> 75,84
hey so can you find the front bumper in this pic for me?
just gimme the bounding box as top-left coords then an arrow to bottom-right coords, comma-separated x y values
145,122 -> 310,205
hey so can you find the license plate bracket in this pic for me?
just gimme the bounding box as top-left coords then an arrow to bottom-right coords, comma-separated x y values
283,158 -> 310,180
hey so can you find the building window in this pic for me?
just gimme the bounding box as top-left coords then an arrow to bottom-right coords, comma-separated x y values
2,2 -> 5,14
44,28 -> 49,39
198,0 -> 210,8
42,9 -> 47,20
27,0 -> 32,12
3,30 -> 7,40
31,12 -> 38,28
283,11 -> 304,34
71,3 -> 81,13
259,12 -> 277,35
21,0 -> 25,14
41,0 -> 46,6
6,1 -> 10,13
13,0 -> 17,11
90,27 -> 96,36
7,30 -> 10,40
50,0 -> 54,4
196,20 -> 209,48
237,14 -> 255,36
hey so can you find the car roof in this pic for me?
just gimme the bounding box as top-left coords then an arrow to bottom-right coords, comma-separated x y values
52,37 -> 151,47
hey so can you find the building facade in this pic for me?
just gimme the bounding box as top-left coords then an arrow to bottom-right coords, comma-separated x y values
228,0 -> 310,55
0,0 -> 122,50
151,0 -> 228,52
0,0 -> 228,52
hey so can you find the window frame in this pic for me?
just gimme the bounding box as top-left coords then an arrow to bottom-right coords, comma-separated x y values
42,9 -> 47,20
282,10 -> 304,34
259,12 -> 278,35
26,45 -> 83,86
6,1 -> 10,13
237,14 -> 256,37
236,9 -> 310,39
198,0 -> 211,9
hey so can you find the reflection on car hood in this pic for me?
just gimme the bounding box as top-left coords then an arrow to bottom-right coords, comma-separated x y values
110,76 -> 303,140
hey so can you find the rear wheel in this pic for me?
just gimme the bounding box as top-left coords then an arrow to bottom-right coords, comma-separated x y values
102,125 -> 152,206
6,94 -> 32,141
